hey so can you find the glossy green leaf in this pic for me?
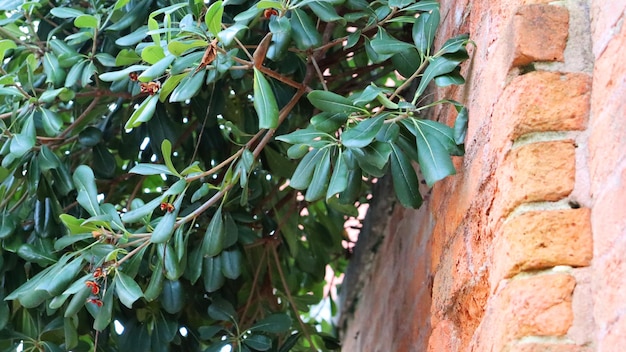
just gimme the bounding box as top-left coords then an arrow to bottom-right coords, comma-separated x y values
99,65 -> 149,81
220,247 -> 242,279
64,286 -> 91,317
341,115 -> 385,148
115,272 -> 143,308
121,196 -> 165,223
205,1 -> 224,37
144,259 -> 165,301
253,68 -> 279,129
290,8 -> 322,50
125,94 -> 159,129
352,141 -> 391,177
437,33 -> 470,56
203,256 -> 225,292
305,147 -> 331,201
414,54 -> 466,100
138,54 -> 175,82
390,143 -> 422,208
308,1 -> 345,24
392,47 -> 421,77
202,207 -> 225,257
289,148 -> 326,190
159,243 -> 184,280
369,37 -> 415,55
249,313 -> 292,333
36,256 -> 83,295
266,16 -> 291,60
307,90 -> 366,114
93,284 -> 114,331
454,106 -> 468,144
413,8 -> 440,56
169,70 -> 205,102
327,150 -> 349,199
207,297 -> 237,322
160,279 -> 184,314
141,45 -> 166,64
310,112 -> 348,133
276,126 -> 330,144
74,14 -> 99,28
72,165 -> 101,216
129,163 -> 175,176
0,39 -> 16,63
50,7 -> 84,18
0,213 -> 17,239
159,73 -> 185,102
243,334 -> 272,351
414,127 -> 456,186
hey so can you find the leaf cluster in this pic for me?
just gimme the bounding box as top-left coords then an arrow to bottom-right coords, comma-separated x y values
0,0 -> 470,350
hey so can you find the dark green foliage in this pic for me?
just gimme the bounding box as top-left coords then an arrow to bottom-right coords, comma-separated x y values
0,0 -> 470,350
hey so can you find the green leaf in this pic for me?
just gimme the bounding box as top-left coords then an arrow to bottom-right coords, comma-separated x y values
99,65 -> 149,81
160,140 -> 180,176
243,334 -> 272,351
207,297 -> 237,322
290,8 -> 322,50
50,7 -> 84,18
220,247 -> 242,279
138,54 -> 175,82
116,26 -> 149,47
327,150 -> 349,199
122,196 -> 165,223
289,148 -> 325,190
276,125 -> 330,144
249,313 -> 292,333
308,1 -> 345,24
129,163 -> 174,176
202,207 -> 225,257
169,70 -> 205,102
158,243 -> 183,280
141,45 -> 166,64
17,243 -> 57,266
341,115 -> 385,148
369,37 -> 415,55
388,0 -> 415,9
454,106 -> 468,144
73,165 -> 101,216
412,7 -> 440,56
307,90 -> 366,114
125,94 -> 159,129
392,47 -> 421,78
160,279 -> 184,314
36,256 -> 83,295
114,272 -> 143,308
403,0 -> 439,11
415,126 -> 456,186
0,39 -> 17,63
390,143 -> 422,208
267,16 -> 291,61
305,147 -> 331,201
437,33 -> 470,56
93,283 -> 114,331
203,255 -> 225,292
414,55 -> 466,100
253,68 -> 279,129
151,211 -> 177,244
159,73 -> 185,101
74,14 -> 99,28
0,213 -> 17,239
43,52 -> 65,86
144,258 -> 165,301
198,325 -> 224,340
352,141 -> 391,177
205,1 -> 224,37
310,112 -> 348,133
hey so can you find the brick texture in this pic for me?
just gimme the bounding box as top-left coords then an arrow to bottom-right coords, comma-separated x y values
340,0 -> 625,350
491,208 -> 593,285
508,5 -> 570,67
493,141 -> 576,219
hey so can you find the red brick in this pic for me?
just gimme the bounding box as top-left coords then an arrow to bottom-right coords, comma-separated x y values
493,71 -> 591,142
471,274 -> 575,351
505,343 -> 592,352
491,208 -> 593,284
508,5 -> 570,67
428,320 -> 461,352
492,140 -> 576,221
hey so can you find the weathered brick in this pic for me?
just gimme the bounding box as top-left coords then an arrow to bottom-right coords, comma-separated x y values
508,5 -> 570,67
492,141 -> 576,220
471,274 -> 575,351
428,320 -> 461,352
505,343 -> 592,352
493,71 -> 591,142
491,208 -> 593,285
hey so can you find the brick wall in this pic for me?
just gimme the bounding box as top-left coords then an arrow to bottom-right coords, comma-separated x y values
340,0 -> 626,351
